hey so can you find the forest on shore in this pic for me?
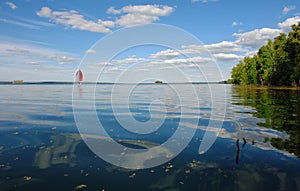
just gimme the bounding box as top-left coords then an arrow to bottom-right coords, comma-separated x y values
230,22 -> 300,86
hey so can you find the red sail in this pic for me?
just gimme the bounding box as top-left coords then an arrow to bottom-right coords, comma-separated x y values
76,69 -> 83,83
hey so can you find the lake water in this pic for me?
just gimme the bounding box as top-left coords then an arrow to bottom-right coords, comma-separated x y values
0,84 -> 299,191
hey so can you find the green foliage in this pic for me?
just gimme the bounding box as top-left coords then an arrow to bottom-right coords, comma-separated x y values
232,85 -> 300,158
263,137 -> 269,143
231,22 -> 300,86
271,138 -> 285,150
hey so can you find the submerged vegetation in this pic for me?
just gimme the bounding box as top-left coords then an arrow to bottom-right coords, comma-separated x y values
231,22 -> 300,86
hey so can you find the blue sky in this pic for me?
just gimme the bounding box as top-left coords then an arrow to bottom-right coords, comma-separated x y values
0,0 -> 300,82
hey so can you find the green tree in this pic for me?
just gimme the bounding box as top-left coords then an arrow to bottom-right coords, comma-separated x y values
286,23 -> 300,86
231,22 -> 300,86
273,33 -> 290,85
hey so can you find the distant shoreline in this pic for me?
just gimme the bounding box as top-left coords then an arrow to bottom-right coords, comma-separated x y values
233,84 -> 300,91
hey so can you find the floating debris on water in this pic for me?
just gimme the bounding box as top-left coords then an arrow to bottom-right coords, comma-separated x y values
74,184 -> 87,190
150,169 -> 155,173
63,174 -> 69,177
23,176 -> 31,181
185,170 -> 190,174
51,127 -> 57,131
0,146 -> 3,151
189,162 -> 197,168
13,132 -> 19,135
120,151 -> 126,156
166,163 -> 174,169
218,168 -> 223,174
179,181 -> 184,185
129,173 -> 136,178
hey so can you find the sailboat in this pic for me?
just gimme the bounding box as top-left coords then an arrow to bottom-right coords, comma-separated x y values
75,69 -> 83,85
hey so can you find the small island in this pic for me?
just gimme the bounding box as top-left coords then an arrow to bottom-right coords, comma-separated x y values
12,80 -> 24,84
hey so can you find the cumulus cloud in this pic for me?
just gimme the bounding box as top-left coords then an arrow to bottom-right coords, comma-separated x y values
107,5 -> 174,27
205,41 -> 247,53
233,28 -> 281,48
150,41 -> 247,65
213,53 -> 244,62
120,5 -> 174,16
150,49 -> 180,59
110,56 -> 147,65
278,16 -> 300,33
107,6 -> 122,15
6,2 -> 17,10
42,54 -> 77,64
163,56 -> 215,65
232,16 -> 300,48
36,7 -> 114,33
116,14 -> 160,27
282,5 -> 296,15
136,15 -> 300,76
36,5 -> 174,32
180,41 -> 247,56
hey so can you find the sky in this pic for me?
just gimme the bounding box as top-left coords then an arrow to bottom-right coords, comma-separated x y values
0,0 -> 300,82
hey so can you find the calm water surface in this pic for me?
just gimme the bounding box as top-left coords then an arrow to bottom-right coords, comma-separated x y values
0,84 -> 299,191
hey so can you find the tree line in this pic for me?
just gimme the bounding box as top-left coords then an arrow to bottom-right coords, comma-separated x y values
230,22 -> 300,86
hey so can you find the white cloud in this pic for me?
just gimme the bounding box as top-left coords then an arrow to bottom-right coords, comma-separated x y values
108,5 -> 174,27
149,41 -> 248,67
36,7 -> 114,33
213,53 -> 244,62
150,49 -> 180,59
93,56 -> 148,69
120,5 -> 174,16
232,21 -> 243,27
282,5 -> 296,15
232,21 -> 238,27
205,41 -> 247,53
110,56 -> 147,65
86,49 -> 96,54
116,13 -> 160,27
278,16 -> 300,33
163,56 -> 215,65
180,41 -> 247,56
6,2 -> 17,10
233,28 -> 281,48
42,54 -> 77,64
36,5 -> 174,33
231,16 -> 300,48
107,6 -> 122,15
